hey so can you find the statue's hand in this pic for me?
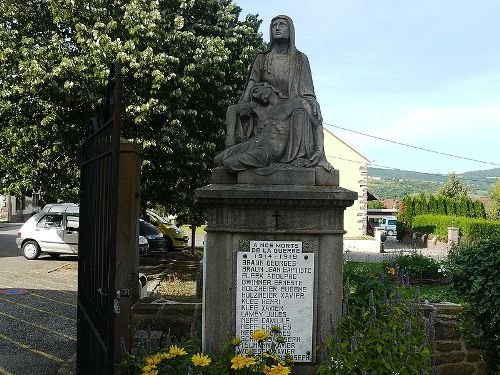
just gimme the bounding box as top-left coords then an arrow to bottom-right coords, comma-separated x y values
310,100 -> 323,123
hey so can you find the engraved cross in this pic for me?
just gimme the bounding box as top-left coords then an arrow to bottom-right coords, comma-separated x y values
272,210 -> 281,229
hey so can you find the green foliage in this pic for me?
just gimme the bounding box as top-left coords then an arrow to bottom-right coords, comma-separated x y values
343,262 -> 393,307
438,172 -> 469,198
367,167 -> 500,199
412,214 -> 500,240
390,253 -> 447,283
414,192 -> 428,216
398,194 -> 486,227
486,179 -> 500,221
318,289 -> 433,374
448,237 -> 500,373
367,200 -> 385,209
0,0 -> 264,222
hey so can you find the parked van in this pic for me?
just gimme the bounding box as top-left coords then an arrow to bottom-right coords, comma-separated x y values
367,215 -> 398,236
380,216 -> 397,236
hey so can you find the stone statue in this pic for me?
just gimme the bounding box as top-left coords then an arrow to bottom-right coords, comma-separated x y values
214,15 -> 333,175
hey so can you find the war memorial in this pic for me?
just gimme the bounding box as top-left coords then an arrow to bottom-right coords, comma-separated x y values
196,15 -> 357,374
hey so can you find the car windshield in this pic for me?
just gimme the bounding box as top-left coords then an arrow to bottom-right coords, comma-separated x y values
139,220 -> 162,236
146,210 -> 170,224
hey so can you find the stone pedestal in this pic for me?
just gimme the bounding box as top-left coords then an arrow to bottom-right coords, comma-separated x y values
447,227 -> 460,248
196,181 -> 356,374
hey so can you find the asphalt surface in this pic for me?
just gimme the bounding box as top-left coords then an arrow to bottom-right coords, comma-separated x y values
0,223 -> 77,375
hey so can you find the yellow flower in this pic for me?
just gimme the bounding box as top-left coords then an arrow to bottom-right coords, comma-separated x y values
251,328 -> 270,342
191,353 -> 212,367
141,364 -> 159,375
263,352 -> 280,362
387,267 -> 396,276
230,336 -> 242,346
168,345 -> 187,357
243,356 -> 257,367
231,354 -> 257,369
160,352 -> 173,360
145,353 -> 161,366
266,363 -> 291,375
231,354 -> 247,370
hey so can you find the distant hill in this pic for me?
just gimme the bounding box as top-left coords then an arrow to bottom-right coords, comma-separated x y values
368,167 -> 500,200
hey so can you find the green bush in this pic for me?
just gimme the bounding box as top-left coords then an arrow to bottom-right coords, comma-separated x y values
389,253 -> 447,283
343,262 -> 395,308
448,237 -> 500,374
412,214 -> 500,240
318,289 -> 433,374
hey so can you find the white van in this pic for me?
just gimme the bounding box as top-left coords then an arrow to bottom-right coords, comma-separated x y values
379,216 -> 397,236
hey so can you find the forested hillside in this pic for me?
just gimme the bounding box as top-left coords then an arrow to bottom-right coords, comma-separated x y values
368,167 -> 500,199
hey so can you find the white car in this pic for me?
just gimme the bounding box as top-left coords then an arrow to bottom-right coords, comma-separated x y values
17,212 -> 79,259
17,212 -> 148,260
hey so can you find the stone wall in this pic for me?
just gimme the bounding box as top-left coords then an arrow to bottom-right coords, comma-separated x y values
428,303 -> 486,375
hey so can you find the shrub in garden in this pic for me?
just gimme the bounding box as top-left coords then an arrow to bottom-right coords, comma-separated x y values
448,237 -> 500,374
342,262 -> 396,307
412,214 -> 500,240
391,252 -> 448,284
318,290 -> 434,374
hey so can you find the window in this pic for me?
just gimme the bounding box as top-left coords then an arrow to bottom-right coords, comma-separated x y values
37,214 -> 63,228
66,215 -> 80,231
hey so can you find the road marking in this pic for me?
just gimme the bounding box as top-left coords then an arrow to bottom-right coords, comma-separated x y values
31,292 -> 76,307
0,297 -> 76,323
0,367 -> 14,375
0,332 -> 64,363
0,311 -> 76,341
0,281 -> 75,307
0,272 -> 76,294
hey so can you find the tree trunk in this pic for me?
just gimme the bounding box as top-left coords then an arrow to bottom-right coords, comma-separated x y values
191,225 -> 196,255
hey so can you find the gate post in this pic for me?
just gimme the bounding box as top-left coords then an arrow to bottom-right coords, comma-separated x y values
113,141 -> 141,363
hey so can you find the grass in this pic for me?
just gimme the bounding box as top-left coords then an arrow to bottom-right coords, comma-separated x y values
179,224 -> 207,237
154,275 -> 198,303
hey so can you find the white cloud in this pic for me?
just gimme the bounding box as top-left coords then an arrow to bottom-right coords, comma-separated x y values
365,105 -> 500,144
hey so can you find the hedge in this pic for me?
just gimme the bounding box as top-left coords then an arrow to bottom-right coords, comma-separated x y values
411,214 -> 500,240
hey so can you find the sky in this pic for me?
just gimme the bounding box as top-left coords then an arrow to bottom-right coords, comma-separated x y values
234,0 -> 500,175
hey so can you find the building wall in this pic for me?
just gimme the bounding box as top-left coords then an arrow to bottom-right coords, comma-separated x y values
0,195 -> 39,222
323,129 -> 371,237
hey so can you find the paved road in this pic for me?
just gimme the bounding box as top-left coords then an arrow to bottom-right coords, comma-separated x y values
0,224 -> 77,375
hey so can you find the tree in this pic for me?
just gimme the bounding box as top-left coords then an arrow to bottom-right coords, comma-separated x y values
0,0 -> 265,221
367,200 -> 385,209
486,179 -> 500,221
414,192 -> 428,215
428,194 -> 437,214
438,172 -> 469,198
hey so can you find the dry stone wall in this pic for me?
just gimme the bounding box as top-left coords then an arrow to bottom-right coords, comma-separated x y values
427,303 -> 486,375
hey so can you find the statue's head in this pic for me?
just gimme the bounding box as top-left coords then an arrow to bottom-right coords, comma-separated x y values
269,15 -> 295,49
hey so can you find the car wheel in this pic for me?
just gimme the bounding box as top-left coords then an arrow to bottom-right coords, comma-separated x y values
387,230 -> 394,236
165,237 -> 173,252
48,253 -> 61,259
23,241 -> 41,260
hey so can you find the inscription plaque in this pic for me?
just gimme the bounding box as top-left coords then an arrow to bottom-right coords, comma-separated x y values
236,240 -> 314,362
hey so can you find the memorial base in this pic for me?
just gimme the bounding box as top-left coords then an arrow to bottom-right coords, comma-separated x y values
196,182 -> 356,374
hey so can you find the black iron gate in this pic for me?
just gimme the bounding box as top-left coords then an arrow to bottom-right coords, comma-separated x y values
77,62 -> 122,374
